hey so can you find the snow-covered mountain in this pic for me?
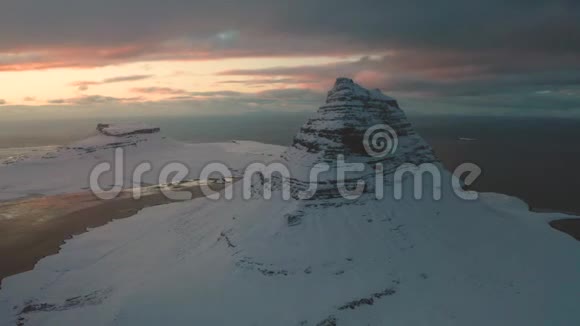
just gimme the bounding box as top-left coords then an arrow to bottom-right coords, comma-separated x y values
1,80 -> 579,326
281,77 -> 437,199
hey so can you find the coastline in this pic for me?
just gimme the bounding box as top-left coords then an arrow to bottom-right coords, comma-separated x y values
0,182 -> 224,287
527,205 -> 580,241
549,219 -> 580,241
2,183 -> 579,288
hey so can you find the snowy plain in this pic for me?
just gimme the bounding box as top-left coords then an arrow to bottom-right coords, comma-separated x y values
0,128 -> 283,202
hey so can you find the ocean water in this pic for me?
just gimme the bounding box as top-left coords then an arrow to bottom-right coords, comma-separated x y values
0,112 -> 314,149
0,145 -> 59,164
1,113 -> 579,214
412,116 -> 580,215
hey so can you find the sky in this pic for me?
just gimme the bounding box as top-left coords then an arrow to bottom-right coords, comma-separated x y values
1,0 -> 579,119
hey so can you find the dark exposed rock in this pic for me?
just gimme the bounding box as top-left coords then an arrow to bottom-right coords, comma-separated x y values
337,287 -> 397,310
236,257 -> 264,268
236,257 -> 290,277
218,230 -> 236,248
315,315 -> 337,326
260,78 -> 438,200
257,268 -> 289,276
286,210 -> 305,226
96,123 -> 160,137
18,289 -> 110,318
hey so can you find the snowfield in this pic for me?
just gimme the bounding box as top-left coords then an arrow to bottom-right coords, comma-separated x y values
0,128 -> 283,201
1,176 -> 579,325
1,83 -> 579,325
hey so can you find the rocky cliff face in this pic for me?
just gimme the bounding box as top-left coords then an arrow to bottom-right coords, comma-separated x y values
278,78 -> 438,199
96,123 -> 160,137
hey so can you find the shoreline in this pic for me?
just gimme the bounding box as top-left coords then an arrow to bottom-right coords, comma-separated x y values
1,183 -> 579,287
0,182 -> 224,287
549,219 -> 580,241
528,205 -> 580,241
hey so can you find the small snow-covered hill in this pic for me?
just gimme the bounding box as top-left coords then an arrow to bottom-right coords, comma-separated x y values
0,123 -> 283,201
1,80 -> 579,326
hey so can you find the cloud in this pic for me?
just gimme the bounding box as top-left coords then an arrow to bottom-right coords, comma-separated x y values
0,0 -> 578,115
130,86 -> 324,110
130,87 -> 189,95
253,88 -> 324,103
217,53 -> 580,114
218,53 -> 580,100
188,91 -> 244,97
71,74 -> 153,90
0,0 -> 580,116
130,87 -> 245,98
5,88 -> 322,121
48,95 -> 141,105
72,82 -> 99,91
22,96 -> 36,101
0,1 -> 577,72
46,88 -> 313,107
155,88 -> 324,113
217,78 -> 308,87
102,75 -> 153,83
47,99 -> 66,104
5,84 -> 578,119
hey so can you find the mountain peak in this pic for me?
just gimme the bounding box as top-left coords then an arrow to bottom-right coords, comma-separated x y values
334,77 -> 354,85
280,78 -> 437,199
327,77 -> 397,105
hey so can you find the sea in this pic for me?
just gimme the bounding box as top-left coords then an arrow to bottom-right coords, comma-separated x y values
1,112 -> 579,214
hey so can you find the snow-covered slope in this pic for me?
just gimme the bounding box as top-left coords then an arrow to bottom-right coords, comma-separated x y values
1,81 -> 579,326
0,124 -> 283,201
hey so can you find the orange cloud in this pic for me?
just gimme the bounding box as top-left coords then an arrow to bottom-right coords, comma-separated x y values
70,74 -> 153,90
130,87 -> 189,95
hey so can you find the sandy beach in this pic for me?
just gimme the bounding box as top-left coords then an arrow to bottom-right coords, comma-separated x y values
0,182 -> 224,286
